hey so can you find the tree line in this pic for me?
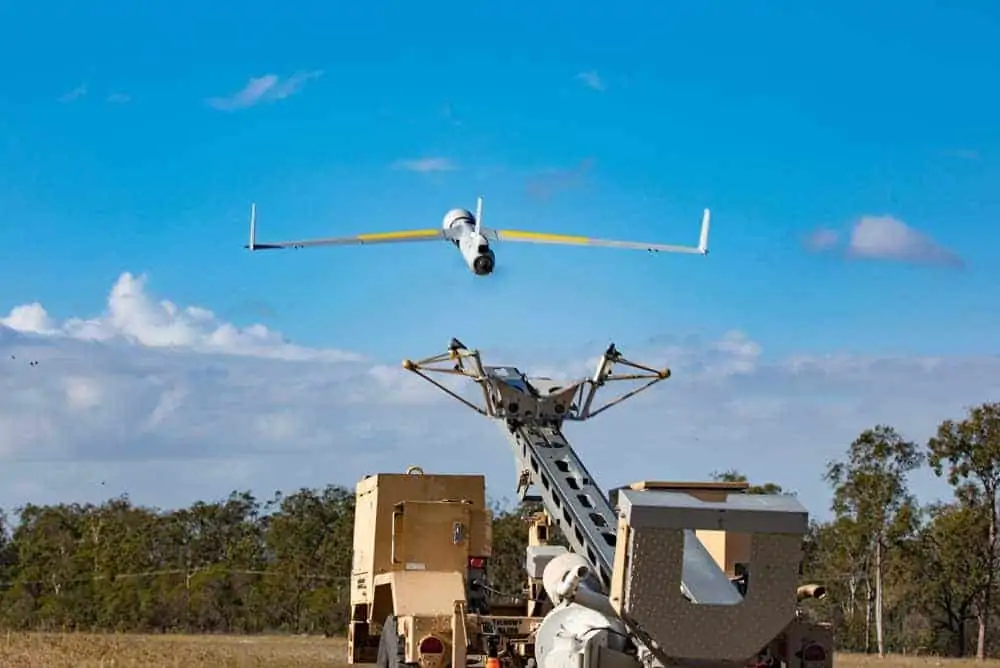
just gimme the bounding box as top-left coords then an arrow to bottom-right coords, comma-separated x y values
795,401 -> 1000,660
0,402 -> 997,660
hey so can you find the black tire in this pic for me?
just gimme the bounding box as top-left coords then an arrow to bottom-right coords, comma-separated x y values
378,614 -> 405,668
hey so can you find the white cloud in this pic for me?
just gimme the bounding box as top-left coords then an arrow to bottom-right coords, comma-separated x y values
803,215 -> 963,268
206,70 -> 323,111
2,302 -> 55,333
576,71 -> 605,91
802,228 -> 839,252
56,85 -> 132,105
58,83 -> 87,103
391,157 -> 457,173
848,215 -> 963,267
1,272 -> 998,521
1,273 -> 359,363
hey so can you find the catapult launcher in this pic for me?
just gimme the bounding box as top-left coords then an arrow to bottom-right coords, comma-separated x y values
348,338 -> 831,668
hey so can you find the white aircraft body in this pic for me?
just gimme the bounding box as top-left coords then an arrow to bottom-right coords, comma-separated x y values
244,198 -> 710,276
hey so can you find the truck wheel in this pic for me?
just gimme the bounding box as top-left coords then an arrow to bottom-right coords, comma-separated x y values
378,614 -> 406,668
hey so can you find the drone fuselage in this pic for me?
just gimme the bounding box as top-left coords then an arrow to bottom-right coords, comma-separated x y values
442,208 -> 495,276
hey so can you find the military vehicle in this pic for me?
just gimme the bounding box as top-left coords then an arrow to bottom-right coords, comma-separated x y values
347,338 -> 832,668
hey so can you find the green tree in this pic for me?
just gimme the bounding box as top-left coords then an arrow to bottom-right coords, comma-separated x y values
907,499 -> 990,656
485,500 -> 562,599
261,486 -> 354,634
0,509 -> 12,576
709,469 -> 789,495
802,515 -> 873,651
927,402 -> 1000,660
824,425 -> 922,656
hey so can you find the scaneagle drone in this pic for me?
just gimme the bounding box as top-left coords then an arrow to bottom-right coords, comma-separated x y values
244,198 -> 710,276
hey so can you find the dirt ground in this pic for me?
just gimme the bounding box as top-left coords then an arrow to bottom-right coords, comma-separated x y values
0,632 -> 997,668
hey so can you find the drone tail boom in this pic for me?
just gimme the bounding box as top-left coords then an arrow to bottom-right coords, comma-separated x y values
698,208 -> 711,255
248,202 -> 257,251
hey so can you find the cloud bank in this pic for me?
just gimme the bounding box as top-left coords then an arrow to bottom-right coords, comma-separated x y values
804,215 -> 963,268
2,273 -> 997,519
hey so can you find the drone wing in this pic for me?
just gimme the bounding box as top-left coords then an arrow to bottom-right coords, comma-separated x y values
244,203 -> 449,251
482,208 -> 711,255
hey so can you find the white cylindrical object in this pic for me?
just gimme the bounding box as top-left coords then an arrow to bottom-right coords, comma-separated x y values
535,603 -> 627,668
542,552 -> 599,605
541,552 -> 618,618
536,553 -> 630,668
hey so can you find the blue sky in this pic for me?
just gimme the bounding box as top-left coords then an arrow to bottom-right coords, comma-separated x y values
3,0 -> 998,356
0,1 -> 999,516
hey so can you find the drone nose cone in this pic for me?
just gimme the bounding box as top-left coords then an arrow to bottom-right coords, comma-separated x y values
473,254 -> 494,275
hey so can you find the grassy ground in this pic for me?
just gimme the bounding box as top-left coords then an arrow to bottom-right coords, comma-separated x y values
1,633 -> 998,668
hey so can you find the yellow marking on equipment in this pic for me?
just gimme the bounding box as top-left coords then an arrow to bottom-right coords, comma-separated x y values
356,229 -> 440,241
498,230 -> 590,243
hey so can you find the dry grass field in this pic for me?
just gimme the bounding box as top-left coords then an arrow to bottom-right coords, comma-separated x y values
836,656 -> 1000,668
1,633 -> 999,668
0,632 -> 347,668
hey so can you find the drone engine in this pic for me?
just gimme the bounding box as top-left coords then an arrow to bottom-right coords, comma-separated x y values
443,208 -> 494,275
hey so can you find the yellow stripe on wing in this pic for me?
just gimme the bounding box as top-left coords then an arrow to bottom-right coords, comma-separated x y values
356,229 -> 442,241
495,230 -> 591,244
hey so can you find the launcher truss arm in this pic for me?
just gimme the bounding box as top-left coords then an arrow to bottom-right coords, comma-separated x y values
401,343 -> 490,416
578,343 -> 672,420
401,339 -> 671,423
